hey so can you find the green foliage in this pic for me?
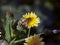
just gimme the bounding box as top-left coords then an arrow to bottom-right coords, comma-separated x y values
4,16 -> 27,45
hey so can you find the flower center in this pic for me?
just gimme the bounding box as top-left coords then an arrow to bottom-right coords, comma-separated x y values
33,42 -> 37,45
26,18 -> 32,23
22,18 -> 31,24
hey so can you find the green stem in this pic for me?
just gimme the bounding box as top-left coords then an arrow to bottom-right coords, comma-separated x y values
14,38 -> 25,44
28,28 -> 30,37
9,38 -> 16,45
9,23 -> 11,40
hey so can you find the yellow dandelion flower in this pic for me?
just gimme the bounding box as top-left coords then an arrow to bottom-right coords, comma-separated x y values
24,35 -> 44,45
23,12 -> 40,28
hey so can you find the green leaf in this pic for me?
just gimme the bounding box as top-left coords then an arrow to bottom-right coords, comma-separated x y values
5,18 -> 11,42
17,25 -> 27,34
5,17 -> 15,42
23,29 -> 26,34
